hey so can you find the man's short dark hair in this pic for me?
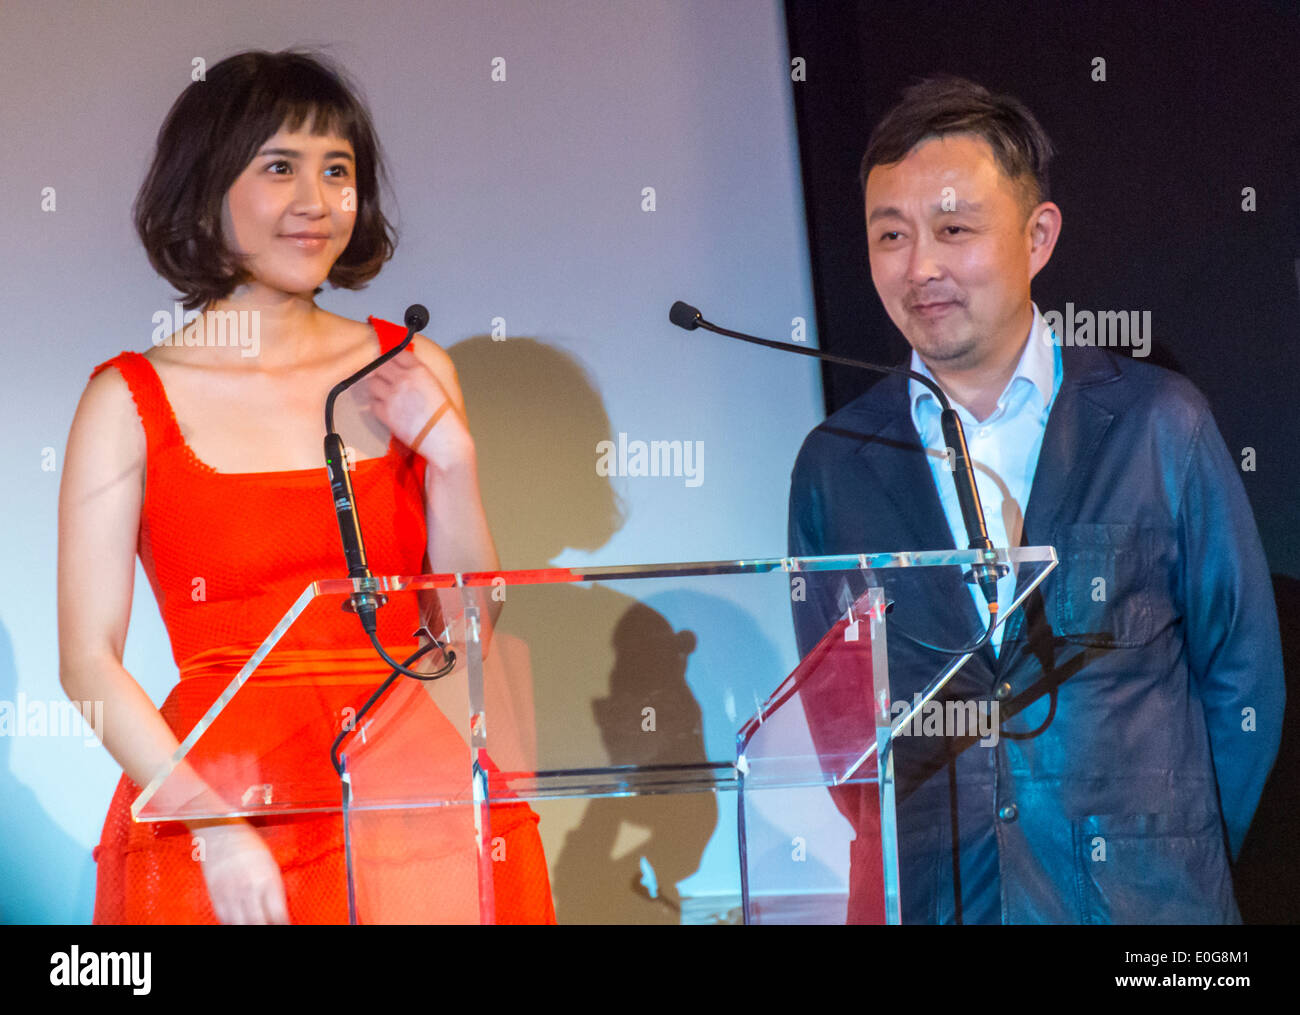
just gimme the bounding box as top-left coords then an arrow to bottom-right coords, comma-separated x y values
859,75 -> 1055,221
134,49 -> 396,311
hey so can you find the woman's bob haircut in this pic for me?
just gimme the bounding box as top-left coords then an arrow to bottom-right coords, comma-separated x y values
134,49 -> 396,311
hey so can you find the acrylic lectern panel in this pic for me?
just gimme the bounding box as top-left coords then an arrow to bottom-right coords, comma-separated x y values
337,647 -> 486,925
737,547 -> 1057,924
133,549 -> 1056,924
128,573 -> 483,922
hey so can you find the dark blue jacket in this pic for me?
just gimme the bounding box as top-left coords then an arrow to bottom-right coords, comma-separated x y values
788,343 -> 1284,924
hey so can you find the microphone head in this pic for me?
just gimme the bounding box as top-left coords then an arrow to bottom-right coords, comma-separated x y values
404,304 -> 430,333
669,301 -> 702,331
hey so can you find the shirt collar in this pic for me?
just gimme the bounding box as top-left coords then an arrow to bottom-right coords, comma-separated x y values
908,302 -> 1057,432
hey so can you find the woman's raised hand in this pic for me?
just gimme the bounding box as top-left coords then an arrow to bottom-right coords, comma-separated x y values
364,345 -> 474,472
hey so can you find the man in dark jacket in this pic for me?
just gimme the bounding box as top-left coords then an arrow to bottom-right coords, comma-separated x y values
788,76 -> 1284,923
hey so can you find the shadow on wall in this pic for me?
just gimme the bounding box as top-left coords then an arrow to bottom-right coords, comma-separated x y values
0,619 -> 98,923
449,336 -> 623,568
449,336 -> 716,923
551,602 -> 717,924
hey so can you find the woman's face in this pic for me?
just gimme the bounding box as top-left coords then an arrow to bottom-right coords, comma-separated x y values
220,119 -> 358,301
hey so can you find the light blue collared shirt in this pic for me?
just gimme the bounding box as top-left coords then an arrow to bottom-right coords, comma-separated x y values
908,303 -> 1063,654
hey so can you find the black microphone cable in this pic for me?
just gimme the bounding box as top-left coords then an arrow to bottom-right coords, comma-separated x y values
670,300 -> 1009,657
329,631 -> 445,777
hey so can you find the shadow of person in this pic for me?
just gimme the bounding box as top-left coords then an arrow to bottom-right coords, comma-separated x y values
448,336 -> 622,569
0,618 -> 99,923
448,336 -> 717,922
552,604 -> 716,924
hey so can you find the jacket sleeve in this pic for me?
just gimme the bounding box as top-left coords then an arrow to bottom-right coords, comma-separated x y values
787,436 -> 875,834
1177,406 -> 1285,861
788,439 -> 850,660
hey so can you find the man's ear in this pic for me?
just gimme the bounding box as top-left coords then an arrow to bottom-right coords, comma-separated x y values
1026,201 -> 1062,282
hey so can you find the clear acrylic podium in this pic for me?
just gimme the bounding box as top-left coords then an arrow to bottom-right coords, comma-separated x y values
134,548 -> 1057,924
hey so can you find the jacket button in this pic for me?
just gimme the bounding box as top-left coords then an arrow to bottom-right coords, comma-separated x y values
994,681 -> 1012,700
998,804 -> 1018,822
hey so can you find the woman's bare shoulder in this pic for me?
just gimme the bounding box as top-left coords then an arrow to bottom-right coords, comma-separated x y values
409,333 -> 456,380
72,357 -> 147,468
82,354 -> 138,411
320,311 -> 385,364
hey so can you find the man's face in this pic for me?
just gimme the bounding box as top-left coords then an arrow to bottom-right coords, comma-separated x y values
865,133 -> 1044,372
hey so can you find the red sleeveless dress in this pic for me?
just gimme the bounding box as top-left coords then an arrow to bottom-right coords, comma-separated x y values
89,316 -> 555,924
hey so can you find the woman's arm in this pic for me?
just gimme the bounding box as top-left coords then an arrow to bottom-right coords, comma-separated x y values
364,335 -> 503,678
57,364 -> 288,924
408,335 -> 499,577
58,366 -> 182,790
364,336 -> 500,574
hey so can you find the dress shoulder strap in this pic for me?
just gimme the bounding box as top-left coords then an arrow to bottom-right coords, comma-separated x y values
89,352 -> 184,460
367,316 -> 410,355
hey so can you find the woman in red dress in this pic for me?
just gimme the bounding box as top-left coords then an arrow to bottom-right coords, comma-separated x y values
57,49 -> 554,924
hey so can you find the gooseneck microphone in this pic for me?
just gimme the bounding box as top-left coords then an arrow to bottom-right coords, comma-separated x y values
323,303 -> 454,681
668,300 -> 1004,617
324,303 -> 427,587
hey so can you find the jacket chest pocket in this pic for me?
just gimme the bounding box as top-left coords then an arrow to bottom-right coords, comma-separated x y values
1052,523 -> 1172,648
